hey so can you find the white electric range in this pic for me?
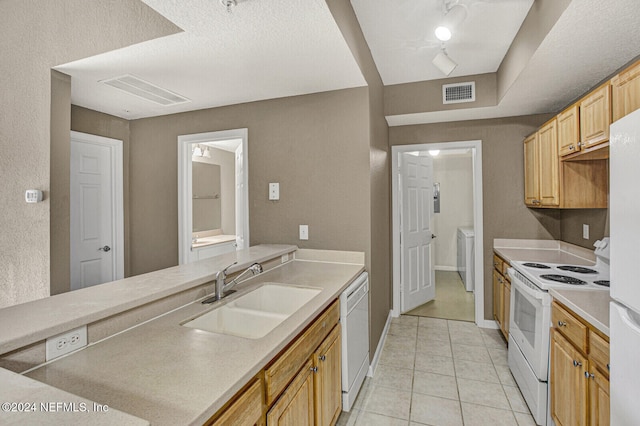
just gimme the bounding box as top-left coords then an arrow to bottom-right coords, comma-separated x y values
507,238 -> 610,426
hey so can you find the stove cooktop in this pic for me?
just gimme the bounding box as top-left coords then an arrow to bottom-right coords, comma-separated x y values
510,260 -> 609,291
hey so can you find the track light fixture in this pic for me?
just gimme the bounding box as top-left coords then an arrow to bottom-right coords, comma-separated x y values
432,46 -> 457,76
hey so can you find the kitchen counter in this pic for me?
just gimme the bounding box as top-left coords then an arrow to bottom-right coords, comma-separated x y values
0,368 -> 148,425
494,239 -> 595,265
549,288 -> 611,336
0,244 -> 296,355
21,258 -> 364,425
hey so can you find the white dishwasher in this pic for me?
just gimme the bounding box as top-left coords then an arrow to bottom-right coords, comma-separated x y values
340,272 -> 369,412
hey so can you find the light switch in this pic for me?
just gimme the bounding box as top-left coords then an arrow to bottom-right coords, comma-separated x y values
269,183 -> 279,200
299,225 -> 309,240
583,224 -> 590,240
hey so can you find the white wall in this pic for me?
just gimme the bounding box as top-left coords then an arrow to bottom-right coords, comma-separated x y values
432,153 -> 474,270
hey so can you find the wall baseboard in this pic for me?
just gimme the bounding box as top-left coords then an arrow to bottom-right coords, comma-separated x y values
477,319 -> 499,329
434,265 -> 459,272
368,310 -> 392,377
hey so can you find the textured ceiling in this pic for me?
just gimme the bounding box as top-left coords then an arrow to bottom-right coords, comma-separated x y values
350,0 -> 534,85
55,0 -> 366,120
386,0 -> 640,125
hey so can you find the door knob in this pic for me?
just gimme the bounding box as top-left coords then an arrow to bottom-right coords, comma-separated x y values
432,234 -> 437,239
98,246 -> 111,252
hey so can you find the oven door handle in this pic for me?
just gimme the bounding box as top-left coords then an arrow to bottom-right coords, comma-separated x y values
507,268 -> 545,301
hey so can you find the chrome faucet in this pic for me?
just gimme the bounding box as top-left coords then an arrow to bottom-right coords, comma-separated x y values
212,261 -> 263,302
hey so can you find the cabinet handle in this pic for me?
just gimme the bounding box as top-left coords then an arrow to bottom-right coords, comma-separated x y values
310,366 -> 318,373
607,363 -> 610,371
578,142 -> 583,147
585,371 -> 595,379
558,321 -> 567,327
319,355 -> 326,362
569,145 -> 575,150
573,360 -> 582,367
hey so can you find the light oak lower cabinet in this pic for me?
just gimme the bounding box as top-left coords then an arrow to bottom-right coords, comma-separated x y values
267,360 -> 315,426
313,325 -> 342,426
551,328 -> 588,426
492,252 -> 510,340
207,300 -> 342,426
550,301 -> 610,426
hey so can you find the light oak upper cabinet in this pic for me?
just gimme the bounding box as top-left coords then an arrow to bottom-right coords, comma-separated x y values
524,119 -> 559,207
557,104 -> 581,157
612,59 -> 640,122
523,133 -> 539,206
580,83 -> 611,149
538,119 -> 560,206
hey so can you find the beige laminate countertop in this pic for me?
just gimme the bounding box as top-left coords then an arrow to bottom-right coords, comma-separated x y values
0,244 -> 296,355
23,259 -> 364,425
0,368 -> 148,425
549,288 -> 611,336
494,239 -> 596,266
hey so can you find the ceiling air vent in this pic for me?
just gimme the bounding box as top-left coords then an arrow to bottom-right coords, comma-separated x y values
442,81 -> 475,104
100,75 -> 190,106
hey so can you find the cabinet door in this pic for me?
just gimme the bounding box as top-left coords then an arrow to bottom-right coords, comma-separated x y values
523,133 -> 539,206
558,104 -> 581,156
537,119 -> 560,206
580,84 -> 611,149
502,281 -> 511,338
209,378 -> 264,426
313,325 -> 342,426
588,368 -> 610,426
612,60 -> 640,122
550,329 -> 588,426
267,360 -> 314,426
492,270 -> 501,323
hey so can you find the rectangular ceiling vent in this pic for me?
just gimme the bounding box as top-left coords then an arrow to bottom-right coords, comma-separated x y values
442,81 -> 475,104
100,75 -> 190,106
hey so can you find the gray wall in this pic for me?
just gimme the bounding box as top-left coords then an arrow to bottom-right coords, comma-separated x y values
0,0 -> 179,308
390,114 -> 561,319
327,0 -> 391,357
128,88 -> 371,276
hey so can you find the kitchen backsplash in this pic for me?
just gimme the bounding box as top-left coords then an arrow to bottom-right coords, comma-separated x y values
560,208 -> 609,249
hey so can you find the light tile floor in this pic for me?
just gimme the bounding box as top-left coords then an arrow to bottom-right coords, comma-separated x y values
337,316 -> 535,426
406,271 -> 475,322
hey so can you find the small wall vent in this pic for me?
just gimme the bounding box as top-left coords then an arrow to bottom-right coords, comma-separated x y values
100,75 -> 190,106
442,81 -> 475,104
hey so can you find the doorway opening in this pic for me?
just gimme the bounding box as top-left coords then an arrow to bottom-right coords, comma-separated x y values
392,141 -> 489,327
178,129 -> 249,264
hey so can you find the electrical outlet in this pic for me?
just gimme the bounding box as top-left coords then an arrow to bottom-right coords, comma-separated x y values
281,253 -> 289,263
299,225 -> 309,240
583,224 -> 590,240
46,325 -> 87,361
269,183 -> 279,200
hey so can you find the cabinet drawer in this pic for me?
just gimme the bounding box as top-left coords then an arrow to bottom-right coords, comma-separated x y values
208,378 -> 264,426
589,330 -> 610,376
493,254 -> 504,273
552,302 -> 588,353
265,301 -> 339,405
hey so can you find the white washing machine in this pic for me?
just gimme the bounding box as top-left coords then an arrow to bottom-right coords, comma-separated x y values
457,227 -> 475,292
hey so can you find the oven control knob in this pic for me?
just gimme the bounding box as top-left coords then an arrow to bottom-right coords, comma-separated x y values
558,321 -> 567,327
573,360 -> 582,367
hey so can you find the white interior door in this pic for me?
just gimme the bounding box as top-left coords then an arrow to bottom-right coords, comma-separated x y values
400,153 -> 435,313
70,131 -> 123,290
